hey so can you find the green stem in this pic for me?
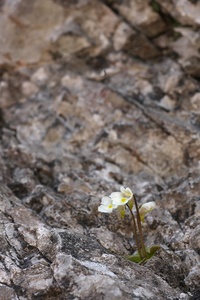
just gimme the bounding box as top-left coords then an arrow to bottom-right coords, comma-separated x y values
133,195 -> 147,258
126,203 -> 143,260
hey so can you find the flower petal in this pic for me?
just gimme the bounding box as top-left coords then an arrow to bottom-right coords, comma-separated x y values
98,205 -> 113,213
101,196 -> 112,205
139,201 -> 156,214
110,192 -> 122,201
110,192 -> 125,205
139,201 -> 156,222
120,186 -> 126,193
120,186 -> 133,200
112,196 -> 129,205
125,187 -> 133,196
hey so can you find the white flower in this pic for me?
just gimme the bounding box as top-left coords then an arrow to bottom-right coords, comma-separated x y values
110,186 -> 133,206
139,201 -> 156,222
98,196 -> 118,213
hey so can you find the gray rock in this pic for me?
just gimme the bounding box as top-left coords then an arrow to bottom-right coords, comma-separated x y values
0,0 -> 200,299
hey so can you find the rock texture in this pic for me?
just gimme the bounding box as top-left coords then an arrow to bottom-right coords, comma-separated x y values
0,0 -> 200,299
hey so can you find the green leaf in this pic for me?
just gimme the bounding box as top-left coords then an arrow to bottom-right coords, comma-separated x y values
126,253 -> 143,263
126,245 -> 160,264
146,245 -> 160,259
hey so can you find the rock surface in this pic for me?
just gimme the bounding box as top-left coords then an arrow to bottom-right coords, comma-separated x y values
0,0 -> 200,299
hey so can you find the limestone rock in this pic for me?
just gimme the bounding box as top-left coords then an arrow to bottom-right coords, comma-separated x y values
0,0 -> 200,299
0,0 -> 118,65
157,0 -> 200,26
113,19 -> 161,59
0,0 -> 64,64
107,0 -> 167,38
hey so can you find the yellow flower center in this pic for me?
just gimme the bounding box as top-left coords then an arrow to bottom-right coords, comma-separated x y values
121,198 -> 127,203
108,204 -> 113,209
